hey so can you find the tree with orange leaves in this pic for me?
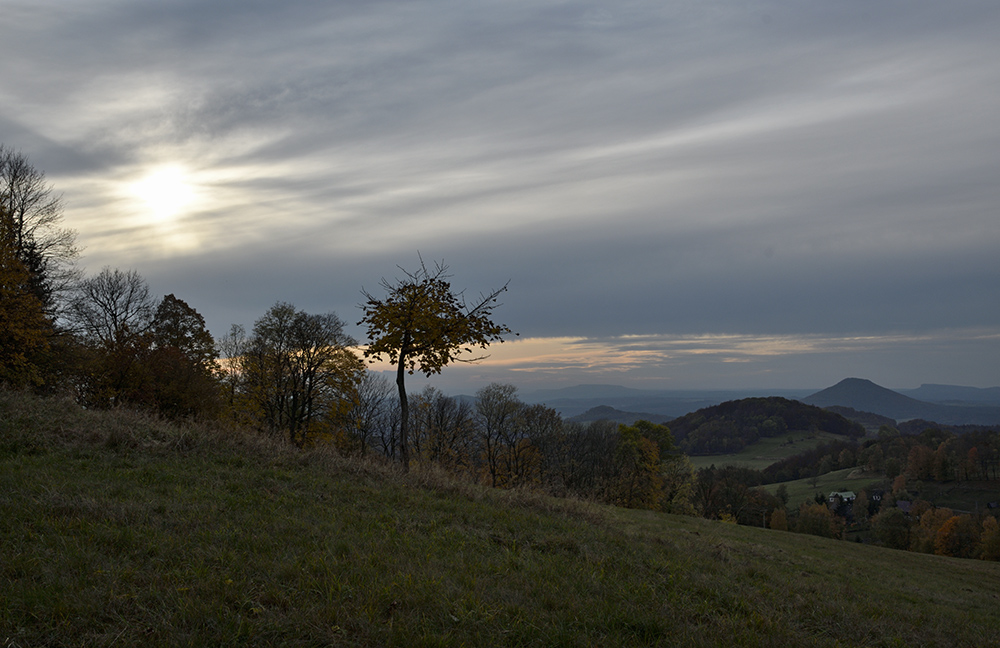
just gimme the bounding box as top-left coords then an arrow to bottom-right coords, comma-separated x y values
359,258 -> 510,470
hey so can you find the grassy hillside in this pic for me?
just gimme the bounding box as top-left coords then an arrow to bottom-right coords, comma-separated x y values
688,430 -> 848,472
3,390 -> 1000,647
761,467 -> 887,509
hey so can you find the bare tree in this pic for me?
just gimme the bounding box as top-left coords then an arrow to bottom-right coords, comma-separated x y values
505,403 -> 559,487
475,383 -> 521,487
376,397 -> 402,460
64,267 -> 155,408
411,386 -> 477,473
68,267 -> 155,347
217,324 -> 250,414
0,145 -> 80,315
536,420 -> 618,498
337,370 -> 395,457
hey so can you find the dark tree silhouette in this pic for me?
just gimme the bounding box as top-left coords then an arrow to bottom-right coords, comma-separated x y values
359,258 -> 511,470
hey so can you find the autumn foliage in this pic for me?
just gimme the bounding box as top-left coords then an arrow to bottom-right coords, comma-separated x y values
359,258 -> 510,469
0,218 -> 50,386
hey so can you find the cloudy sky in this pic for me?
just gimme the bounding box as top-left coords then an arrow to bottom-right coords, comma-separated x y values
3,1 -> 998,392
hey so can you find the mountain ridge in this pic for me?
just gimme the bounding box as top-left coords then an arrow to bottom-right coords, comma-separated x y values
803,378 -> 1000,425
513,380 -> 1000,426
901,383 -> 1000,405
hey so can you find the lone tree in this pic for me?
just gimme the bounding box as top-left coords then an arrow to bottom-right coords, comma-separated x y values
359,258 -> 511,469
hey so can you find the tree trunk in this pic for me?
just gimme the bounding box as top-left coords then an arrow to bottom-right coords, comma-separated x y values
396,344 -> 410,471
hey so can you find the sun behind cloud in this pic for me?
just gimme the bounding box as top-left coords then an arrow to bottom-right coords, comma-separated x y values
130,165 -> 197,222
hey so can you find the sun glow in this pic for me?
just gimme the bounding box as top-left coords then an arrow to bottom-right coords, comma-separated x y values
131,165 -> 197,221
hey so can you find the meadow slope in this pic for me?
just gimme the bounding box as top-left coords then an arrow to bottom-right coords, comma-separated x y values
2,390 -> 999,647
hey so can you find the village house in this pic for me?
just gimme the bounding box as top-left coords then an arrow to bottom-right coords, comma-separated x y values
828,491 -> 856,504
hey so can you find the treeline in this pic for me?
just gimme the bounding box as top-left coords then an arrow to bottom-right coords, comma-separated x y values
701,423 -> 1000,488
867,490 -> 1000,560
0,147 -> 360,441
691,425 -> 1000,520
316,383 -> 697,513
1,145 -> 78,389
762,439 -> 860,483
667,397 -> 864,455
857,426 -> 1000,483
785,480 -> 1000,561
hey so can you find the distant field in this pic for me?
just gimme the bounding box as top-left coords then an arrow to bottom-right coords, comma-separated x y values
688,430 -> 847,471
762,467 -> 887,508
687,431 -> 1000,512
756,469 -> 1000,513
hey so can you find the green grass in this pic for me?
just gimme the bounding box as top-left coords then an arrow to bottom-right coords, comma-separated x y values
3,389 -> 1000,647
761,467 -> 888,508
689,430 -> 847,471
690,432 -> 1000,512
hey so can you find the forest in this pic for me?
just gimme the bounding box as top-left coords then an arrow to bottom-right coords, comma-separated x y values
667,396 -> 864,454
3,145 -> 999,563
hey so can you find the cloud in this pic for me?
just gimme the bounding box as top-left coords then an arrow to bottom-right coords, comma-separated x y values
2,0 -> 998,388
385,329 -> 1000,392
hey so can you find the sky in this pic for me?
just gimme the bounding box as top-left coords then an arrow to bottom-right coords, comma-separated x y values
2,1 -> 998,393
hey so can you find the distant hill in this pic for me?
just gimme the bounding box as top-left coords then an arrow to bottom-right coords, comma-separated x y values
901,384 -> 1000,406
509,381 -> 1000,426
803,378 -> 1000,425
521,385 -> 816,419
666,397 -> 864,455
804,378 -> 926,414
823,406 -> 897,434
566,405 -> 671,425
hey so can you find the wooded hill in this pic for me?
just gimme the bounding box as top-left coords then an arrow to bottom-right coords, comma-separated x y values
667,396 -> 864,455
567,405 -> 672,425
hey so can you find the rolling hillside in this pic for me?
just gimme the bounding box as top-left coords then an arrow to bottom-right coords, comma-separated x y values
3,389 -> 1000,646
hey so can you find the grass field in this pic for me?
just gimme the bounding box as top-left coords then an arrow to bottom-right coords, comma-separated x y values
688,430 -> 847,472
760,467 -> 888,508
3,390 -> 1000,647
